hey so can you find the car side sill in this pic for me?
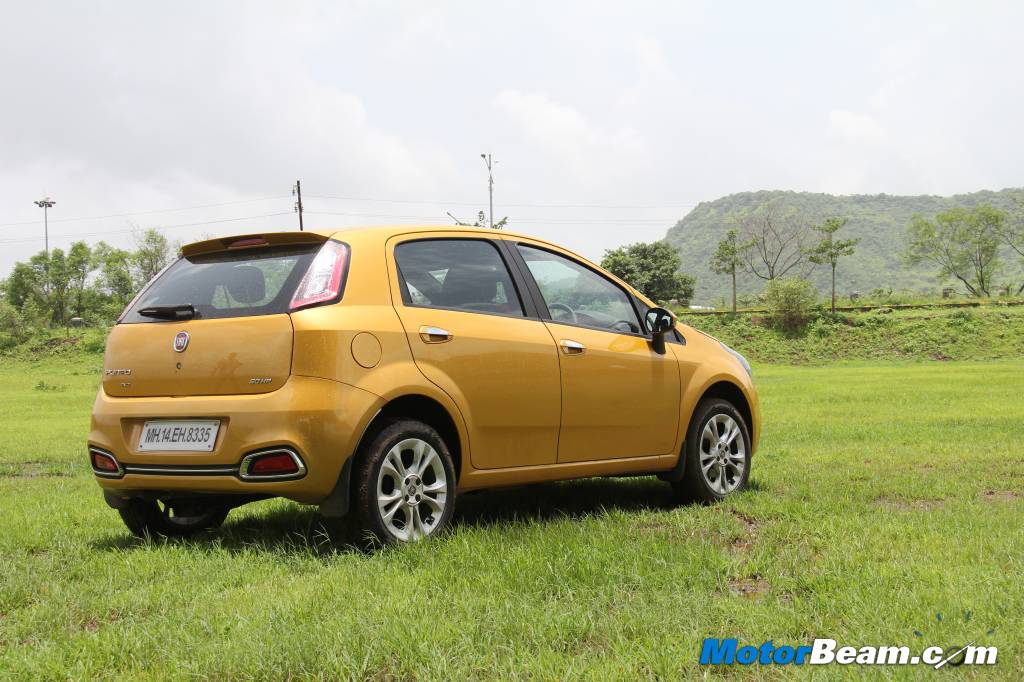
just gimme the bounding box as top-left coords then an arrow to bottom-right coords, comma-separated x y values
456,454 -> 675,492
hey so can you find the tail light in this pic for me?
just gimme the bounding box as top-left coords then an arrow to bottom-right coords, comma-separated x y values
290,240 -> 350,311
228,237 -> 269,249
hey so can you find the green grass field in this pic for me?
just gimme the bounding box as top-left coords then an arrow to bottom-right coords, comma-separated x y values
1,356 -> 1022,679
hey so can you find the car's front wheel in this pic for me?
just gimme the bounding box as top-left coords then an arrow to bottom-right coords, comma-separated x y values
352,419 -> 456,545
118,499 -> 229,538
672,398 -> 751,504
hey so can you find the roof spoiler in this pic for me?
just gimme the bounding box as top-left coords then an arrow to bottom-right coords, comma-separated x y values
181,232 -> 329,258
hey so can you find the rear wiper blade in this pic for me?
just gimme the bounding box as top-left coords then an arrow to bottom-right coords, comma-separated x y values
136,304 -> 197,320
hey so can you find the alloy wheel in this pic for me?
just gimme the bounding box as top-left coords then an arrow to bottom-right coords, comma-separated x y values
699,413 -> 746,494
376,438 -> 448,541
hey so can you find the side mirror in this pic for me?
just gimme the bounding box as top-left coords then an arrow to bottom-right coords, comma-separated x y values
645,306 -> 676,355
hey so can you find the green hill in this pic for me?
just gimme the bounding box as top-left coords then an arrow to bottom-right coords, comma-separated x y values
665,188 -> 1024,305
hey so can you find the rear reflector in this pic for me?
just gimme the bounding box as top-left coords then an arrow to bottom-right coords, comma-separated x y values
93,452 -> 118,471
89,448 -> 123,478
249,453 -> 299,475
239,449 -> 307,480
290,240 -> 349,311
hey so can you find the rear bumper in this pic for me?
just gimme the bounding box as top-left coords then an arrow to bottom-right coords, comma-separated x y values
88,376 -> 383,504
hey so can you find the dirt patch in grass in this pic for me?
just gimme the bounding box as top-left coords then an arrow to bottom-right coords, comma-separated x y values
79,610 -> 124,633
873,495 -> 946,511
728,576 -> 770,599
0,461 -> 72,478
981,490 -> 1021,502
729,511 -> 759,552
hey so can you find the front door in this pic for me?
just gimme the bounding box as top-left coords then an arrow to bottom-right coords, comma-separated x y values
389,235 -> 562,469
514,243 -> 680,463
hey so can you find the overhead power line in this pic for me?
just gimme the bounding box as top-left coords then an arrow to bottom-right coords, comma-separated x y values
304,210 -> 673,224
305,194 -> 696,210
0,212 -> 294,245
0,195 -> 290,228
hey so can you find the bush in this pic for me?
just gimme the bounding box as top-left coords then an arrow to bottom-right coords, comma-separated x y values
765,278 -> 818,330
0,301 -> 29,344
948,308 -> 977,332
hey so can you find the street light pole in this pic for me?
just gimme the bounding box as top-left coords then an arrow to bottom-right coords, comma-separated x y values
480,153 -> 494,229
34,197 -> 56,258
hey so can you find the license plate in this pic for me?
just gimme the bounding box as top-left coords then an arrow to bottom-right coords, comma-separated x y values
138,420 -> 221,452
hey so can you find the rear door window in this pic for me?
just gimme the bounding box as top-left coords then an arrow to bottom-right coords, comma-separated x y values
121,244 -> 320,323
394,239 -> 525,317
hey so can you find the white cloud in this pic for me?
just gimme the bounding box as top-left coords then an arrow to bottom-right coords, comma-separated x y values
492,89 -> 648,193
2,1 -> 1024,271
827,110 -> 887,143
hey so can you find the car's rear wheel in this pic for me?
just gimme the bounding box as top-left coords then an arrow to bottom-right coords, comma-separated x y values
352,419 -> 456,545
672,398 -> 751,504
118,499 -> 229,538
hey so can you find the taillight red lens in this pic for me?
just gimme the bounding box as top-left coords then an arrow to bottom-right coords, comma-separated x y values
290,241 -> 350,310
92,452 -> 118,472
249,453 -> 299,475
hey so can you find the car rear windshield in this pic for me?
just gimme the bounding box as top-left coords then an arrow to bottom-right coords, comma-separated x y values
120,244 -> 321,323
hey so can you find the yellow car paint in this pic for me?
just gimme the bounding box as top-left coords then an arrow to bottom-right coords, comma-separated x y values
90,225 -> 760,509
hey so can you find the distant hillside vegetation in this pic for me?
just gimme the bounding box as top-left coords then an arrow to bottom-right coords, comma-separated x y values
665,188 -> 1024,305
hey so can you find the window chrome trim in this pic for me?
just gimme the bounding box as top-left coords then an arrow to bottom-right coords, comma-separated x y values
122,464 -> 239,476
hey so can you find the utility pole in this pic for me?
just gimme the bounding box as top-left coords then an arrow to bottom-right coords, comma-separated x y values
480,153 -> 494,229
34,197 -> 55,258
292,180 -> 304,231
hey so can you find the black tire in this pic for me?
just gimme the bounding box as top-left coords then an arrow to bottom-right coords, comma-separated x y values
672,398 -> 752,504
118,499 -> 229,539
352,419 -> 456,546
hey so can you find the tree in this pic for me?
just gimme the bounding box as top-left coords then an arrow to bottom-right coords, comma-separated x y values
905,205 -> 1003,297
2,228 -> 179,333
449,211 -> 508,229
66,241 -> 93,319
996,198 -> 1024,294
4,262 -> 41,310
131,229 -> 176,288
93,242 -> 135,305
736,203 -> 811,281
710,229 -> 744,312
807,217 -> 859,313
601,240 -> 696,304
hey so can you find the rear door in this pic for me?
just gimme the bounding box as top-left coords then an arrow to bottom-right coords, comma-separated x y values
512,242 -> 680,463
104,236 -> 330,397
388,234 -> 561,469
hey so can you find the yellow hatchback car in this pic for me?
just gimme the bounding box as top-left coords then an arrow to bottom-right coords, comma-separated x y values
89,226 -> 759,544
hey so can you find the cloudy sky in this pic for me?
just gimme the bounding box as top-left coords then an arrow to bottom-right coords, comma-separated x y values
1,1 -> 1022,275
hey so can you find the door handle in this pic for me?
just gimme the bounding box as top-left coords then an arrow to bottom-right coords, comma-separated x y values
419,326 -> 452,343
559,339 -> 585,355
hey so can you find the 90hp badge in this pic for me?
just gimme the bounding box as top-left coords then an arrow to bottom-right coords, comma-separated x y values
173,331 -> 190,353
